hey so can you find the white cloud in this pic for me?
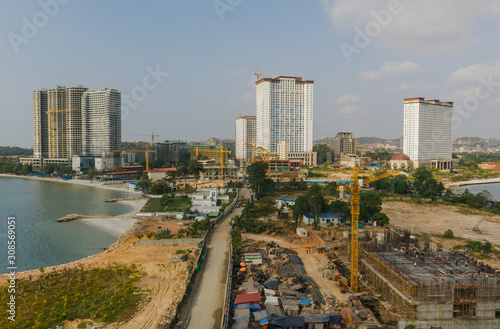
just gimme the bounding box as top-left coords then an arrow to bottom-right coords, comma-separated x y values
359,61 -> 424,81
384,82 -> 438,93
446,60 -> 500,84
337,93 -> 361,104
340,104 -> 364,115
322,0 -> 500,55
336,93 -> 364,114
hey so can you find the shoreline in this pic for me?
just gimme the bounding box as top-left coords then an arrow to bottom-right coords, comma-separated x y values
0,173 -> 145,195
0,174 -> 150,276
446,176 -> 500,188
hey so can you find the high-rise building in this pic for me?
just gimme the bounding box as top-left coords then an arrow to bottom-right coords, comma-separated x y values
33,85 -> 89,160
235,116 -> 256,160
256,76 -> 313,153
155,141 -> 190,166
81,89 -> 121,156
403,98 -> 454,169
31,85 -> 121,165
331,132 -> 357,164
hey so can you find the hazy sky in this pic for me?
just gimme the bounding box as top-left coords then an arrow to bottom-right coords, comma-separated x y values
1,1 -> 500,147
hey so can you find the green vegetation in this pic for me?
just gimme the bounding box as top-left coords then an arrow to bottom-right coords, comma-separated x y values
404,325 -> 416,329
444,229 -> 454,238
246,162 -> 275,199
312,144 -> 331,164
230,229 -> 242,263
363,150 -> 395,161
233,197 -> 281,234
142,198 -> 163,212
161,193 -> 190,212
0,146 -> 33,156
0,264 -> 144,329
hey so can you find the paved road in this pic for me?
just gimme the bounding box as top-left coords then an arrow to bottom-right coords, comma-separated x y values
186,189 -> 247,329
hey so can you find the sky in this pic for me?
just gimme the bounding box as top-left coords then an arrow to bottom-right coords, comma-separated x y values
1,0 -> 500,148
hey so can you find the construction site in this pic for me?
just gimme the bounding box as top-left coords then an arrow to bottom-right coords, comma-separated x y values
356,229 -> 500,329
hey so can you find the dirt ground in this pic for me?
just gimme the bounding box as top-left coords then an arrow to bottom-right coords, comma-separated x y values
0,217 -> 196,329
382,201 -> 500,266
244,226 -> 351,305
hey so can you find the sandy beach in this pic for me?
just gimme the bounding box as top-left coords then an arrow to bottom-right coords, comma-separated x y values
0,173 -> 144,194
446,176 -> 500,187
79,199 -> 148,236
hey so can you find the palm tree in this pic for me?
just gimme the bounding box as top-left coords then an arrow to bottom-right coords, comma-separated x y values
188,160 -> 205,190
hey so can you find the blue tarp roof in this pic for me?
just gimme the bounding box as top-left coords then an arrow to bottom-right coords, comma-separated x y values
268,315 -> 305,327
305,181 -> 329,184
303,314 -> 342,324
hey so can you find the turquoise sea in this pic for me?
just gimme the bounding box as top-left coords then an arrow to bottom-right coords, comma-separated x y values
0,176 -> 138,274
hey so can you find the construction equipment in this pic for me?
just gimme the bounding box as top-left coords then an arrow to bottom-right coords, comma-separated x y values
344,165 -> 400,292
472,217 -> 487,233
106,147 -> 156,172
46,108 -> 77,158
253,71 -> 274,80
244,139 -> 256,163
194,146 -> 232,182
133,133 -> 159,145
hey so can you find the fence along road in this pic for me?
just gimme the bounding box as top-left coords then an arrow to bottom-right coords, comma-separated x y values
185,188 -> 248,329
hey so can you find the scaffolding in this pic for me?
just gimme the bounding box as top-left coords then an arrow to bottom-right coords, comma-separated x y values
358,229 -> 500,327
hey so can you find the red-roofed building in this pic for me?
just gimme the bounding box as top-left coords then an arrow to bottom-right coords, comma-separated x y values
147,168 -> 177,181
234,292 -> 261,305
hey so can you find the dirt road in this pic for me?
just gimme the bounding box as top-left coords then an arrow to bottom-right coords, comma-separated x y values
185,191 -> 245,329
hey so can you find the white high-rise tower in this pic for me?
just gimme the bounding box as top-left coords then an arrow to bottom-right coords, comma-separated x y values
256,76 -> 313,152
403,97 -> 454,169
235,116 -> 256,160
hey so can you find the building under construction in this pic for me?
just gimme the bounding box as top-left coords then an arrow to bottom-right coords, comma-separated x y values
359,230 -> 500,329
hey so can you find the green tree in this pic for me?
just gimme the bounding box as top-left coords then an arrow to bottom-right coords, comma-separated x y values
444,229 -> 454,238
150,178 -> 171,195
313,144 -> 331,164
188,160 -> 204,189
87,169 -> 98,182
307,184 -> 327,222
324,181 -> 338,196
246,162 -> 274,199
177,162 -> 189,187
138,172 -> 152,193
372,212 -> 390,225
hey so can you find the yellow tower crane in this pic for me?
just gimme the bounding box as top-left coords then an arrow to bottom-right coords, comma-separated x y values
106,147 -> 156,172
194,146 -> 232,182
132,133 -> 159,145
46,108 -> 77,158
244,139 -> 256,163
344,165 -> 400,292
253,70 -> 274,80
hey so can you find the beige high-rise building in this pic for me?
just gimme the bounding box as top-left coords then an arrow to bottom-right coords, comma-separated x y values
33,85 -> 88,160
31,85 -> 120,163
331,132 -> 357,163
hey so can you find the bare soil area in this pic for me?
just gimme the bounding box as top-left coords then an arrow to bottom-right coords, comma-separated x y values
382,201 -> 500,267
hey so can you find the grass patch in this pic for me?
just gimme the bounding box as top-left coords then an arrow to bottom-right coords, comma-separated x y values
166,196 -> 189,212
0,264 -> 144,328
142,198 -> 163,212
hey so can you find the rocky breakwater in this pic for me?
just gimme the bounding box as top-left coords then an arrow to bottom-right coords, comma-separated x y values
57,214 -> 89,222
